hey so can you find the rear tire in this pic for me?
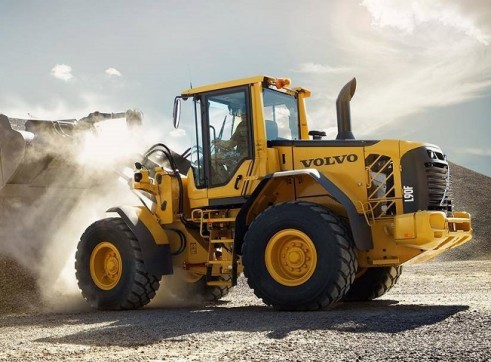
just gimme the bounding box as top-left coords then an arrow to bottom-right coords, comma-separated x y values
75,217 -> 161,310
200,276 -> 232,301
343,266 -> 402,301
242,201 -> 357,311
168,274 -> 231,302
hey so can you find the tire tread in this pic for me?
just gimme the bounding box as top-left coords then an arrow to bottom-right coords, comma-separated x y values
343,265 -> 402,301
75,217 -> 161,310
242,201 -> 357,311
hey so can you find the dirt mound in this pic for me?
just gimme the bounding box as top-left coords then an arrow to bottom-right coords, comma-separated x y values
441,162 -> 491,261
0,256 -> 41,314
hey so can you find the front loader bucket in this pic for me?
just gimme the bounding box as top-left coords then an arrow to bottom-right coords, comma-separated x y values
0,114 -> 95,200
0,110 -> 142,266
0,113 -> 84,265
0,114 -> 28,190
0,110 -> 142,193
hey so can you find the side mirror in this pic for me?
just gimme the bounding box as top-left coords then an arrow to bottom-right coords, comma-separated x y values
172,97 -> 181,129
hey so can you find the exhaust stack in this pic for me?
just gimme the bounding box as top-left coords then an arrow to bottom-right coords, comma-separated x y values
336,78 -> 356,140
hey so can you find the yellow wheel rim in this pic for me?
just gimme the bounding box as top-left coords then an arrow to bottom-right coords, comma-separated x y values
90,241 -> 123,290
265,229 -> 317,287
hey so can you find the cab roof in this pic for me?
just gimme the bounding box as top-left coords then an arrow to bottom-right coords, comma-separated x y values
181,75 -> 311,97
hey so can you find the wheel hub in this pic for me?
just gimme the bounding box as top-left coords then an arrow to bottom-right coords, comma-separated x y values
265,229 -> 318,287
90,241 -> 123,290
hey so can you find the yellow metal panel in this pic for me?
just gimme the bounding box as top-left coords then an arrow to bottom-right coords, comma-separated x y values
359,209 -> 472,267
297,92 -> 311,140
292,86 -> 311,97
181,75 -> 311,98
186,168 -> 209,209
399,140 -> 428,156
276,145 -> 293,171
251,81 -> 269,180
134,206 -> 169,245
266,148 -> 281,173
207,160 -> 254,199
186,239 -> 209,265
371,257 -> 400,265
245,177 -> 295,224
292,146 -> 367,210
394,213 -> 416,239
182,75 -> 267,95
133,168 -> 157,194
155,173 -> 178,224
394,211 -> 472,252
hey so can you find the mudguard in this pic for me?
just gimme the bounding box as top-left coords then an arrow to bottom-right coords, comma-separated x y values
108,205 -> 173,276
235,169 -> 373,251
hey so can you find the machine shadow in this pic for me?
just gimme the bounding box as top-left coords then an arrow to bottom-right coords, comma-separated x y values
20,301 -> 469,347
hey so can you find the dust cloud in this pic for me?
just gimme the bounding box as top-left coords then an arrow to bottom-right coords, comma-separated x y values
0,113 -> 206,314
0,117 -> 148,313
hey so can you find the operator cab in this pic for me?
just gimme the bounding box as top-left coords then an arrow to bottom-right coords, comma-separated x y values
172,76 -> 310,207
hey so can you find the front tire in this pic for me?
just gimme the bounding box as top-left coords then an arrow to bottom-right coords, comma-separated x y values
242,201 -> 357,311
75,217 -> 161,310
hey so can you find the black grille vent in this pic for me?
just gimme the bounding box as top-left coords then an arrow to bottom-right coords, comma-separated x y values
425,149 -> 453,213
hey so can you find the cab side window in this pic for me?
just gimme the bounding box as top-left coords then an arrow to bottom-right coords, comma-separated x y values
263,88 -> 299,140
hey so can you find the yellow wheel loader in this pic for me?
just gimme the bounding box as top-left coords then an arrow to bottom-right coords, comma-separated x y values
76,76 -> 473,311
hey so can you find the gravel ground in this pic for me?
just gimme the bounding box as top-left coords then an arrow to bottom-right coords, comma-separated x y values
0,259 -> 490,361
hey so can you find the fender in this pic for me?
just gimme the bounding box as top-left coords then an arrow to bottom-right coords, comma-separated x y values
107,205 -> 173,276
235,169 -> 373,251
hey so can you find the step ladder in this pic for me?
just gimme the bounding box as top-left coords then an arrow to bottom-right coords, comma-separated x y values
193,209 -> 238,287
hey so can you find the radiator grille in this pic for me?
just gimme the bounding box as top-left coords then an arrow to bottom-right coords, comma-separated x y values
425,149 -> 453,213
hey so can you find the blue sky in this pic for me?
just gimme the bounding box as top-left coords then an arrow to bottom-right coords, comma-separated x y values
1,0 -> 490,175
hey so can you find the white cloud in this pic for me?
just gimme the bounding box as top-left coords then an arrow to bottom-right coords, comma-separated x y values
295,62 -> 351,74
105,67 -> 122,77
51,64 -> 73,81
302,0 -> 491,138
362,0 -> 491,45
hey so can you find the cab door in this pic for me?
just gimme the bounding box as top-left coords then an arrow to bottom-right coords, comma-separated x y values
202,86 -> 254,206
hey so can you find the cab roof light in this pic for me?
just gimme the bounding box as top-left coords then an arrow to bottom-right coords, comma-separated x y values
275,78 -> 291,89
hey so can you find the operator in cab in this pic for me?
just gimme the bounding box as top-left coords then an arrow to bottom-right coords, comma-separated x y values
211,111 -> 249,184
